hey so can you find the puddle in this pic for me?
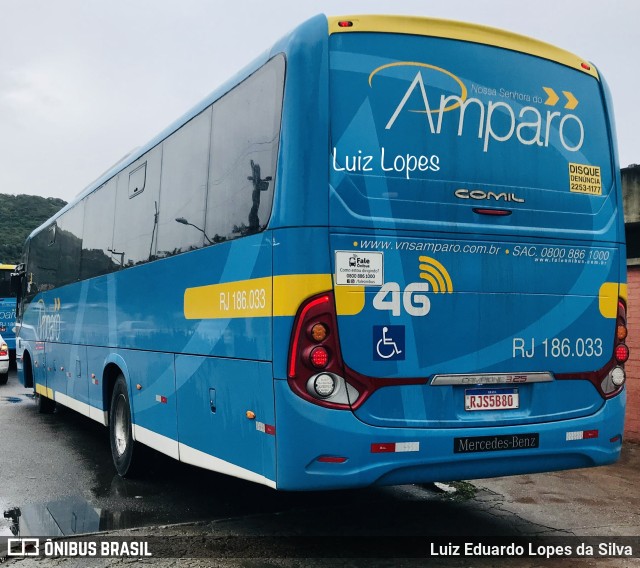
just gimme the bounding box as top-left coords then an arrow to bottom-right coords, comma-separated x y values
2,495 -> 148,537
0,396 -> 22,404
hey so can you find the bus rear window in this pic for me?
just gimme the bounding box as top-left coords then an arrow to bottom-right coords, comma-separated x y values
329,33 -> 613,211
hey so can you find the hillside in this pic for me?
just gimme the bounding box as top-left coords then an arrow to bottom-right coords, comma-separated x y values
0,194 -> 67,264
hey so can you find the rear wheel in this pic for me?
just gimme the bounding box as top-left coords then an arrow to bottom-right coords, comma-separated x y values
0,372 -> 8,385
109,375 -> 143,477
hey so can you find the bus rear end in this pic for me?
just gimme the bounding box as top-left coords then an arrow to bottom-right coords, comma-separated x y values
0,264 -> 17,356
276,16 -> 627,490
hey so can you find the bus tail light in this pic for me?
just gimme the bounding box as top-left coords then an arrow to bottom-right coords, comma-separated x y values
287,292 -> 427,409
559,297 -> 629,398
615,344 -> 629,364
288,292 -> 359,409
310,346 -> 329,368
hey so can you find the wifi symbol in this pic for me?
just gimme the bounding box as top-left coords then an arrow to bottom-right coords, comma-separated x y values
418,256 -> 453,293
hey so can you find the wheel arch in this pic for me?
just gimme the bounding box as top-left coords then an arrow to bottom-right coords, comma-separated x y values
21,349 -> 34,388
101,353 -> 131,422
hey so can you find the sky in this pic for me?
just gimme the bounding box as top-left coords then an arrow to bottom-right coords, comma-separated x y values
1,0 -> 638,203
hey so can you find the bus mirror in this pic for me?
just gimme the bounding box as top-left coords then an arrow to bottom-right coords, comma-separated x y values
10,264 -> 25,296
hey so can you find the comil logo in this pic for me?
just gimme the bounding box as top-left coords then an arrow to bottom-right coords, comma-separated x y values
369,61 -> 585,153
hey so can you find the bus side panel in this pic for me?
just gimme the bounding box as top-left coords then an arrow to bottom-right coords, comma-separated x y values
176,355 -> 276,483
87,345 -> 112,423
65,344 -> 89,408
44,342 -> 67,400
30,344 -> 47,393
125,349 -> 179,459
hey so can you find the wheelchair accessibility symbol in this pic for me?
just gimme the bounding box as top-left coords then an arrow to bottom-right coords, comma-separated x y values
373,325 -> 405,361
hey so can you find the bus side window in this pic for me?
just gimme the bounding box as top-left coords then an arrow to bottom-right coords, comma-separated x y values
156,107 -> 212,257
81,179 -> 118,280
112,148 -> 162,267
205,55 -> 285,243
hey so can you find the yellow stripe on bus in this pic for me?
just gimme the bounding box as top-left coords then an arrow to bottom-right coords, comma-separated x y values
184,274 -> 367,319
184,276 -> 272,320
328,15 -> 599,79
35,383 -> 54,399
599,282 -> 626,319
273,274 -> 333,316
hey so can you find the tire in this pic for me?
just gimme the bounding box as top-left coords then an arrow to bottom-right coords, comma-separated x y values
36,390 -> 56,414
0,372 -> 8,386
109,375 -> 143,477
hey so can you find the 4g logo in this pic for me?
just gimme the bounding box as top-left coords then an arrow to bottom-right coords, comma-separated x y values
372,256 -> 453,317
373,282 -> 431,316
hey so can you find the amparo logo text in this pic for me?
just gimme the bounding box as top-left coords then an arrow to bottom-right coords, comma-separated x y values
369,62 -> 585,153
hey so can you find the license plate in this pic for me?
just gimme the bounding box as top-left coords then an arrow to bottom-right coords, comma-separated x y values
465,388 -> 519,411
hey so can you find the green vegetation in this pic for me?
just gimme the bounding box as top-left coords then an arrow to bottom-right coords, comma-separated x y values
0,194 -> 67,264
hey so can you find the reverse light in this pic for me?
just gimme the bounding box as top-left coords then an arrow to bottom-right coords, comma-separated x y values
313,373 -> 336,398
611,367 -> 626,387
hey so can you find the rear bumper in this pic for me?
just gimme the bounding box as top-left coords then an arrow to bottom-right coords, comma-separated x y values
274,381 -> 625,490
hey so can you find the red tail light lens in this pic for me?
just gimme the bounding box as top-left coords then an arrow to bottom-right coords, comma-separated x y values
310,347 -> 329,369
0,343 -> 7,357
615,344 -> 629,364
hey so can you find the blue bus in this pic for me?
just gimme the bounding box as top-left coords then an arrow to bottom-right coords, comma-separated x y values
0,264 -> 17,355
14,15 -> 628,489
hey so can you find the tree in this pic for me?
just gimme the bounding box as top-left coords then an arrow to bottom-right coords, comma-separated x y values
0,194 -> 67,264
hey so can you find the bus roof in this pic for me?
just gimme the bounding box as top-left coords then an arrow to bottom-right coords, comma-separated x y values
328,15 -> 599,80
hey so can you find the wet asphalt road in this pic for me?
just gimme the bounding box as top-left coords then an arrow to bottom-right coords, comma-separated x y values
0,368 -> 531,540
2,369 -> 640,566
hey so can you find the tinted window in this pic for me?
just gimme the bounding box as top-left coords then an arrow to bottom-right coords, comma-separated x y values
26,226 -> 57,299
205,55 -> 285,242
112,147 -> 162,268
81,179 -> 118,280
156,107 -> 212,257
56,203 -> 84,287
0,270 -> 13,298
